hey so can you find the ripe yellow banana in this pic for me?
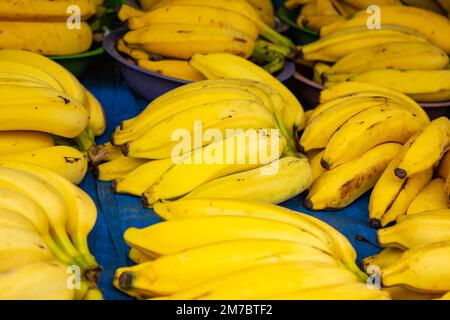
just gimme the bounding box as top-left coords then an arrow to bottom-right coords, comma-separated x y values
321,103 -> 426,169
137,59 -> 205,82
128,248 -> 152,264
0,22 -> 93,56
124,216 -> 332,258
0,261 -> 74,300
0,209 -> 37,231
117,39 -> 150,60
309,149 -> 326,183
142,128 -> 286,205
395,117 -> 450,179
118,4 -> 145,21
297,15 -> 344,32
378,210 -> 450,250
0,226 -> 53,272
409,90 -> 450,103
0,131 -> 54,156
0,0 -> 96,21
441,291 -> 450,300
124,23 -> 255,60
115,239 -> 338,297
328,41 -> 449,74
361,247 -> 403,271
96,157 -> 148,181
305,143 -> 401,210
407,178 -> 448,215
84,88 -> 106,137
95,142 -> 124,162
313,62 -> 331,84
381,241 -> 450,293
246,0 -> 275,28
183,157 -> 312,204
0,85 -> 89,138
0,146 -> 88,184
139,0 -> 160,10
112,158 -> 174,196
321,6 -> 450,54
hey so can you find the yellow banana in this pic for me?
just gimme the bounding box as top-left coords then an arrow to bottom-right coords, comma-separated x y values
0,131 -> 54,156
439,150 -> 450,180
139,0 -> 160,10
84,88 -> 106,137
384,286 -> 441,300
313,62 -> 331,84
321,103 -> 426,170
128,248 -> 152,264
407,179 -> 448,215
395,117 -> 450,179
137,59 -> 205,82
378,210 -> 450,250
117,39 -> 150,60
96,157 -> 148,181
305,143 -> 401,210
297,15 -> 344,32
84,288 -> 104,300
124,23 -> 255,60
361,247 -> 403,272
246,0 -> 275,28
184,157 -> 312,204
0,146 -> 88,184
117,4 -> 145,21
409,90 -> 450,103
0,208 -> 38,232
321,5 -> 450,53
0,22 -> 92,56
142,128 -> 286,205
441,291 -> 450,300
112,158 -> 174,196
309,149 -> 326,183
95,142 -> 124,162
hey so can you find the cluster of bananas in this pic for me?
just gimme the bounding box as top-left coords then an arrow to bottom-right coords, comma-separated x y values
0,0 -> 101,56
298,5 -> 450,102
96,53 -> 309,206
0,49 -> 106,184
299,81 -> 430,210
115,0 -> 295,81
112,198 -> 392,300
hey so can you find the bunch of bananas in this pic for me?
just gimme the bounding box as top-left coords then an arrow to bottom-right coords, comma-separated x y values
298,5 -> 450,102
112,199 -> 392,300
0,49 -> 106,184
96,53 -> 310,206
0,160 -> 101,300
299,81 -> 431,210
115,0 -> 295,81
0,0 -> 98,55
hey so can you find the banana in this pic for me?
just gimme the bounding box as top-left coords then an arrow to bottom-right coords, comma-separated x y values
0,146 -> 88,184
300,96 -> 395,151
0,0 -> 96,21
96,157 -> 148,181
122,98 -> 276,159
309,150 -> 326,183
328,41 -> 449,74
189,53 -> 305,145
439,150 -> 450,180
369,135 -> 433,228
394,117 -> 450,179
124,23 -> 255,60
441,291 -> 450,300
341,0 -> 401,8
95,142 -> 124,163
0,85 -> 89,138
313,62 -> 331,84
117,39 -> 150,60
183,157 -> 312,204
117,4 -> 145,21
115,239 -> 338,297
409,90 -> 450,103
378,210 -> 450,250
0,22 -> 93,56
384,286 -> 441,300
315,0 -> 341,15
127,5 -> 259,41
164,261 -> 359,300
381,241 -> 450,293
297,15 -> 344,32
321,103 -> 426,169
300,1 -> 317,15
0,74 -> 53,88
129,248 -> 152,264
137,59 -> 206,82
301,27 -> 428,62
0,131 -> 54,156
84,288 -> 104,300
321,6 -> 450,54
0,209 -> 37,232
141,128 -> 286,205
0,261 -> 74,300
124,216 -> 332,258
112,158 -> 174,196
349,70 -> 450,96
246,0 -> 275,28
139,0 -> 160,10
153,199 -> 363,279
407,179 -> 448,215
84,88 -> 106,137
361,248 -> 403,271
268,282 -> 391,300
0,226 -> 53,272
305,143 -> 401,210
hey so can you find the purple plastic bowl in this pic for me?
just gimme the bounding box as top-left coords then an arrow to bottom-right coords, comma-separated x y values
292,65 -> 450,119
103,29 -> 296,101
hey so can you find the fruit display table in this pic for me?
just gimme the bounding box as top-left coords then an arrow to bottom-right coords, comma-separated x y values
80,56 -> 379,300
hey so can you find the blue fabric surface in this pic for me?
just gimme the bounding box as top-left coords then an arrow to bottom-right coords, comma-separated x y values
79,58 -> 381,300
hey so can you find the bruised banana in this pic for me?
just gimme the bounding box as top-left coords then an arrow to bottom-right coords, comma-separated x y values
407,178 -> 448,215
137,59 -> 205,82
321,102 -> 426,170
0,131 -> 54,156
361,247 -> 403,272
305,143 -> 401,210
183,157 -> 312,204
96,157 -> 148,181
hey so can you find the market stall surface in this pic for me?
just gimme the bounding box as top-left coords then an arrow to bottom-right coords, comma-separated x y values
81,58 -> 379,300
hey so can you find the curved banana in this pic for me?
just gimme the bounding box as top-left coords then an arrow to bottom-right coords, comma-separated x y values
84,88 -> 106,137
361,247 -> 403,272
305,143 -> 401,210
137,59 -> 206,82
0,146 -> 88,184
321,103 -> 426,169
309,149 -> 326,183
395,117 -> 450,179
0,131 -> 54,156
128,248 -> 152,264
183,157 -> 312,204
0,208 -> 37,231
246,0 -> 275,27
117,4 -> 145,21
409,90 -> 450,103
96,157 -> 148,181
407,179 -> 448,215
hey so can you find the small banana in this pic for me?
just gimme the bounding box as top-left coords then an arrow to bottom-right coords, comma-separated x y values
96,157 -> 148,181
0,131 -> 54,156
361,248 -> 403,272
407,178 -> 448,215
137,59 -> 206,82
